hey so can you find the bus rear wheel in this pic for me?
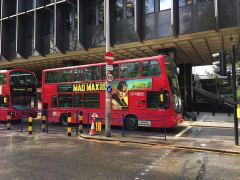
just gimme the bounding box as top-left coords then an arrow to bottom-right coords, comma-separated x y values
60,113 -> 68,126
124,116 -> 138,131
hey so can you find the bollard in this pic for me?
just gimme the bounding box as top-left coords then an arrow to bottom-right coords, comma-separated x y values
28,116 -> 33,134
67,112 -> 71,136
79,111 -> 83,133
42,113 -> 46,132
7,113 -> 11,130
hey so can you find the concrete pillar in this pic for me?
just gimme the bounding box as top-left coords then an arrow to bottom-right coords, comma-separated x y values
178,63 -> 193,112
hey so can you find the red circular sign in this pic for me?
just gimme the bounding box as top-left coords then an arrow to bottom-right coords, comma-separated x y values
105,51 -> 114,64
106,73 -> 113,82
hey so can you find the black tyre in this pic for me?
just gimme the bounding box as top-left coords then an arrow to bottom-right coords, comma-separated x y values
60,113 -> 68,126
124,116 -> 138,131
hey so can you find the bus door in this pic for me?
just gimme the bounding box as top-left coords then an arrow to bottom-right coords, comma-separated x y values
128,90 -> 146,109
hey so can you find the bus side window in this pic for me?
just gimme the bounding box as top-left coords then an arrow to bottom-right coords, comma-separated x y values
84,66 -> 100,81
101,66 -> 106,80
52,96 -> 57,107
113,64 -> 119,78
74,94 -> 82,107
146,91 -> 163,109
142,60 -> 161,77
120,62 -> 140,78
83,94 -> 100,108
58,94 -> 72,108
74,68 -> 82,81
45,71 -> 58,83
59,69 -> 72,82
0,74 -> 6,85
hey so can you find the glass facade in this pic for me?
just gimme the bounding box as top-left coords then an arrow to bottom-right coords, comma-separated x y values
0,0 -> 238,60
145,0 -> 155,14
160,0 -> 171,11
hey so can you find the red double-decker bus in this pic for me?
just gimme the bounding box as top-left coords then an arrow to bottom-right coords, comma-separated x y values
0,69 -> 38,121
42,55 -> 183,129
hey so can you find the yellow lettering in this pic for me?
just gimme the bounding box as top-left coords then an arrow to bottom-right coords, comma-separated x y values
100,83 -> 106,90
95,83 -> 99,90
73,85 -> 79,92
87,84 -> 91,91
82,84 -> 86,91
78,85 -> 82,91
91,84 -> 95,91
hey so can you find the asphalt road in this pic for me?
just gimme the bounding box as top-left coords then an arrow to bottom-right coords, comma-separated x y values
0,129 -> 240,180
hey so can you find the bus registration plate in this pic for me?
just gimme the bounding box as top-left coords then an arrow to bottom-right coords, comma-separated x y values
138,120 -> 151,127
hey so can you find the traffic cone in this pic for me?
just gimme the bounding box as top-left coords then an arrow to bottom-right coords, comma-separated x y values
89,120 -> 95,136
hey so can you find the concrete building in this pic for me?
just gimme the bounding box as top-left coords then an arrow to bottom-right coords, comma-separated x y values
0,0 -> 239,111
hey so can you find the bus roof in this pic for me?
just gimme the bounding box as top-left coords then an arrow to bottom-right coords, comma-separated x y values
0,69 -> 33,73
43,55 -> 166,72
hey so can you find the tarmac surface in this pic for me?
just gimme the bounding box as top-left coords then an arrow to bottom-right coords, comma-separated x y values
80,112 -> 240,154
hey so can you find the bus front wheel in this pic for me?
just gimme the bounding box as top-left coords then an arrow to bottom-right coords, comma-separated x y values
124,115 -> 138,131
60,114 -> 68,126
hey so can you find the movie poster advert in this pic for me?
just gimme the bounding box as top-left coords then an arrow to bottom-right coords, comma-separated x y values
111,79 -> 152,110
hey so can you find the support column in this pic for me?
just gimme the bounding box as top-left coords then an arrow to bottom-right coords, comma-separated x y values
178,63 -> 193,112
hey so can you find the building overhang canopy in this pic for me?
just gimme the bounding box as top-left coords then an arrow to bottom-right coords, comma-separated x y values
0,27 -> 239,73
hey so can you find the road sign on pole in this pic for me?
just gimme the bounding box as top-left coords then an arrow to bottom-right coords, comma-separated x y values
105,51 -> 114,64
106,73 -> 113,83
106,64 -> 113,71
106,85 -> 112,92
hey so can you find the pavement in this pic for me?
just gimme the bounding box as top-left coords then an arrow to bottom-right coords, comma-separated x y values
80,112 -> 240,154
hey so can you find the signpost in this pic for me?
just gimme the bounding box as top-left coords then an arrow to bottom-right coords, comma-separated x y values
105,0 -> 112,137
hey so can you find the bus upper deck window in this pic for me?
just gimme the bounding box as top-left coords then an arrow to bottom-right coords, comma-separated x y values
120,62 -> 140,78
45,71 -> 58,83
142,60 -> 161,77
74,68 -> 82,82
0,74 -> 6,85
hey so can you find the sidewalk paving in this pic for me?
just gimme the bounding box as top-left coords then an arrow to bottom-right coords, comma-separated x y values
80,112 -> 240,154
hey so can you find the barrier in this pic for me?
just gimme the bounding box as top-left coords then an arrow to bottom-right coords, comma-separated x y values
95,118 -> 102,134
0,109 -> 167,140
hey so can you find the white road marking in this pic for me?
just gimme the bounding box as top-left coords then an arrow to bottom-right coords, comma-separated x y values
175,126 -> 192,138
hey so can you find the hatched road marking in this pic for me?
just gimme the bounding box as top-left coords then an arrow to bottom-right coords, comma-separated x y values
175,126 -> 192,138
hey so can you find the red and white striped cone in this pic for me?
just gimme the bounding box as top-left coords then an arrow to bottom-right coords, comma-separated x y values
89,119 -> 95,136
